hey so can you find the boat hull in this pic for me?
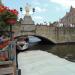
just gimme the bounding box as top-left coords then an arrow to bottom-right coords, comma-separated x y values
16,41 -> 29,51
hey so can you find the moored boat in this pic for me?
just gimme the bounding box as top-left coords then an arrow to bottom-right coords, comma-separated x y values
16,37 -> 29,51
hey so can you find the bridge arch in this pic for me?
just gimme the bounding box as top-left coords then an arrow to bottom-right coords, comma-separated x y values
30,35 -> 55,45
14,35 -> 55,45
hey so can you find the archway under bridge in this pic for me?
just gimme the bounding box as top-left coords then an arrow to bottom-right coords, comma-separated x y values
14,35 -> 56,45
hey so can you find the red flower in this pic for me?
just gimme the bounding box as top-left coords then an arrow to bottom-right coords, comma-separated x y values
0,40 -> 10,49
0,5 -> 18,25
9,9 -> 18,16
0,5 -> 18,16
4,6 -> 9,10
0,5 -> 5,13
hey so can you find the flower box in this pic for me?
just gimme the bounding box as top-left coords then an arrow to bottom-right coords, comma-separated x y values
0,40 -> 10,49
5,19 -> 17,25
0,5 -> 18,25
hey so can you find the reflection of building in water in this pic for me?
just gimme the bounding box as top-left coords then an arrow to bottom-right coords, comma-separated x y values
60,6 -> 75,27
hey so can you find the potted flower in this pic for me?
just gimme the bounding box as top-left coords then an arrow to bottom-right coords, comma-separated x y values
0,5 -> 18,61
0,5 -> 18,25
0,5 -> 18,40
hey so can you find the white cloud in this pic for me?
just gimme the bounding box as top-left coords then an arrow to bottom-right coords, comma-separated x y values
35,7 -> 47,13
33,16 -> 43,19
33,16 -> 44,24
50,0 -> 75,8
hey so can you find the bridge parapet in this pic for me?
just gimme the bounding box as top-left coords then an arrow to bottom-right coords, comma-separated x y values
36,25 -> 75,44
35,25 -> 57,43
14,23 -> 75,44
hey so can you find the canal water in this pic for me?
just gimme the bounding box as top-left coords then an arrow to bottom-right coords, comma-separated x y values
28,36 -> 75,62
18,36 -> 75,75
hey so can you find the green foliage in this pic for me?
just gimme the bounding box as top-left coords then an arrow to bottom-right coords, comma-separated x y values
0,5 -> 18,35
0,21 -> 9,30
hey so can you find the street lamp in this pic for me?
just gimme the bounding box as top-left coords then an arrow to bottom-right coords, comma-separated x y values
20,7 -> 23,18
20,7 -> 23,12
5,18 -> 20,74
32,8 -> 35,14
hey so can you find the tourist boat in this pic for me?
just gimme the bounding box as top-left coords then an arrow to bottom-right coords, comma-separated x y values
16,37 -> 29,51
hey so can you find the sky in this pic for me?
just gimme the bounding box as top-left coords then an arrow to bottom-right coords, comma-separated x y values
2,0 -> 75,24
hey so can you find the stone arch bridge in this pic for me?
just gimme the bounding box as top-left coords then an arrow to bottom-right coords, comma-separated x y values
13,4 -> 75,44
14,24 -> 75,44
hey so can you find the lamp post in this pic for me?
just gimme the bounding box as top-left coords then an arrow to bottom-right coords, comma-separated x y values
0,4 -> 19,74
20,7 -> 22,12
32,8 -> 35,14
6,19 -> 16,40
6,18 -> 19,74
20,7 -> 23,35
20,7 -> 23,18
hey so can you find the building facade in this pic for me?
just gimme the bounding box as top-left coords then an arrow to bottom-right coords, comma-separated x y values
60,6 -> 75,27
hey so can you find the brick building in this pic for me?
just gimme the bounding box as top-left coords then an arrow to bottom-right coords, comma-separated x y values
60,6 -> 75,27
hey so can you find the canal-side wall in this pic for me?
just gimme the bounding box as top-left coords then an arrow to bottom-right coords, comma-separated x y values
36,25 -> 75,44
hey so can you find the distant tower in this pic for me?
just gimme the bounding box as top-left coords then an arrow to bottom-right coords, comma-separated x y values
21,3 -> 34,25
20,3 -> 35,36
25,3 -> 30,16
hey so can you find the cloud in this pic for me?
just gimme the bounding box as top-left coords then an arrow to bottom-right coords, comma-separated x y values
31,0 -> 41,6
50,0 -> 75,8
33,16 -> 44,23
35,7 -> 47,13
33,16 -> 43,19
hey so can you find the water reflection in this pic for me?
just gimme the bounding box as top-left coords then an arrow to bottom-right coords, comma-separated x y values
29,44 -> 75,62
49,45 -> 75,62
28,36 -> 75,62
